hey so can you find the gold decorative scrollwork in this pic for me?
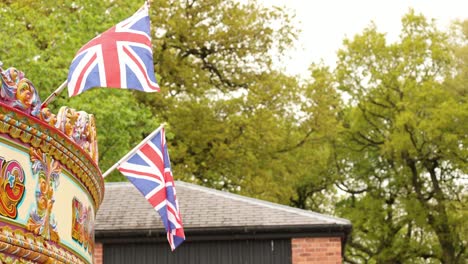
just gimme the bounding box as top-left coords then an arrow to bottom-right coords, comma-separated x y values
26,148 -> 61,243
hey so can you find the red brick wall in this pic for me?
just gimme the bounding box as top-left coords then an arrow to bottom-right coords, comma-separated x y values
94,242 -> 103,264
291,237 -> 342,264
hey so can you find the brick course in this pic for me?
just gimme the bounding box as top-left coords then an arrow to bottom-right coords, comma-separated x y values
292,237 -> 342,264
94,243 -> 103,264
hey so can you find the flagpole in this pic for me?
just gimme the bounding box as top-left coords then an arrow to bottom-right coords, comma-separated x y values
102,123 -> 165,178
41,80 -> 68,108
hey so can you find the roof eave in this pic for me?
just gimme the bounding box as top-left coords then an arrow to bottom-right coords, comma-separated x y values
95,223 -> 352,243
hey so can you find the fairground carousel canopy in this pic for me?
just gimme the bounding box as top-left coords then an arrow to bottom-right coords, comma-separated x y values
0,63 -> 104,264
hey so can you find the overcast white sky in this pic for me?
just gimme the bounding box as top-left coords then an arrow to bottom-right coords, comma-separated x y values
262,0 -> 468,77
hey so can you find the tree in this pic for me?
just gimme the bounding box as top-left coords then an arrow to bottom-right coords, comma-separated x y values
288,63 -> 343,212
130,0 -> 335,203
333,10 -> 467,263
0,0 -> 138,95
3,2 -> 467,261
0,0 -> 158,176
2,0 -> 334,204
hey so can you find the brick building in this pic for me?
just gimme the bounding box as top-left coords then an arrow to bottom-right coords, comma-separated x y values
94,182 -> 351,264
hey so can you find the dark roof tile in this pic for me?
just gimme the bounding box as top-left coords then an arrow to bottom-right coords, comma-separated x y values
95,181 -> 350,232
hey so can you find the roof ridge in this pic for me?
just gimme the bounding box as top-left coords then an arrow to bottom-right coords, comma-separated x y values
105,181 -> 130,187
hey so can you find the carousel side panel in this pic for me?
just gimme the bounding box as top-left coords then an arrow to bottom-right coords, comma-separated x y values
0,102 -> 103,263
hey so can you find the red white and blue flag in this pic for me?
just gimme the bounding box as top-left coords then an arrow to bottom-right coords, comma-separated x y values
67,2 -> 160,97
117,126 -> 185,250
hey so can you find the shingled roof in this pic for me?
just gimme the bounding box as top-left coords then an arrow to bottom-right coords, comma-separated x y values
95,181 -> 351,242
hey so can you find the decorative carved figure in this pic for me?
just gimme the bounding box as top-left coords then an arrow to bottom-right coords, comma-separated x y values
72,197 -> 95,254
27,148 -> 61,243
38,107 -> 57,127
55,106 -> 78,138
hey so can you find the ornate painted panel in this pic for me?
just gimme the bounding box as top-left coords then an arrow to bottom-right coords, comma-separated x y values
0,65 -> 104,264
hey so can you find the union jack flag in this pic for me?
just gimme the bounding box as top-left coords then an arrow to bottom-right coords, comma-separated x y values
117,126 -> 185,250
67,2 -> 160,97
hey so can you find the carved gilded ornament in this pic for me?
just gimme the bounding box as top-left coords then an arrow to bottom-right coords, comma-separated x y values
0,156 -> 26,219
27,148 -> 61,243
0,226 -> 85,264
0,252 -> 36,264
0,64 -> 101,263
0,105 -> 104,208
0,65 -> 99,165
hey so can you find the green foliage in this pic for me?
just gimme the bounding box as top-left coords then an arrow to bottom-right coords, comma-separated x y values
0,0 -> 160,179
132,0 -> 335,205
333,10 -> 467,264
1,0 -> 319,203
0,0 -> 138,97
2,1 -> 466,262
